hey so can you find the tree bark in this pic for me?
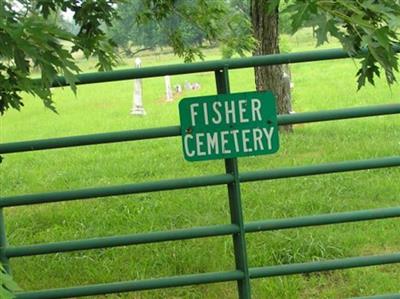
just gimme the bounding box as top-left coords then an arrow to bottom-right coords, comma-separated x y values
250,0 -> 292,132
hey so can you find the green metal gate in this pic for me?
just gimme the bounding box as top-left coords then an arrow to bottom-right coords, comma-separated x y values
1,48 -> 400,299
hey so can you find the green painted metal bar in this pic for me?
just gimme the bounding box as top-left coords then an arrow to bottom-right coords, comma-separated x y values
249,252 -> 400,278
216,67 -> 251,299
0,209 -> 10,273
0,126 -> 181,154
6,206 -> 400,258
41,46 -> 399,87
15,270 -> 244,299
1,156 -> 398,208
353,294 -> 400,299
278,103 -> 400,125
245,206 -> 400,233
51,48 -> 353,85
13,253 -> 400,299
0,174 -> 233,208
1,103 -> 399,154
5,224 -> 239,258
240,156 -> 400,183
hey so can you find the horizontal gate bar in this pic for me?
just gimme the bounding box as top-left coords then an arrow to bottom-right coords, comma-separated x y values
240,156 -> 400,182
1,103 -> 399,154
353,294 -> 400,299
1,156 -> 398,207
6,206 -> 399,258
0,174 -> 233,208
14,253 -> 400,299
5,224 -> 239,258
42,46 -> 398,86
245,206 -> 400,233
278,103 -> 400,125
46,48 -> 361,86
0,126 -> 181,154
15,270 -> 244,299
249,252 -> 400,278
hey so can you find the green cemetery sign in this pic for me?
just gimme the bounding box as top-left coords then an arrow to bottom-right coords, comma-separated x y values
179,91 -> 279,161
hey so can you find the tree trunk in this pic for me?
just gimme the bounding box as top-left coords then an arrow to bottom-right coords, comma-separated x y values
250,0 -> 292,132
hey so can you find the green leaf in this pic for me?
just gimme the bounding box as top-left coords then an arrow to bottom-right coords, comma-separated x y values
373,27 -> 391,50
290,2 -> 311,32
13,49 -> 29,74
0,264 -> 20,299
63,69 -> 78,94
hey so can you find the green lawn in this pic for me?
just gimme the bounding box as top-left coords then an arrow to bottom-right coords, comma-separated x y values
0,30 -> 399,298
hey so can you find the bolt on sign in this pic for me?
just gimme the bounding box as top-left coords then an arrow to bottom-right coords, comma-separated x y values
179,91 -> 279,161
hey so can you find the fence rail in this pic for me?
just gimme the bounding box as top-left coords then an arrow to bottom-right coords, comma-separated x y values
1,156 -> 399,208
4,205 -> 400,259
1,103 -> 399,154
13,253 -> 400,299
1,47 -> 399,299
37,45 -> 398,87
47,47 -> 369,87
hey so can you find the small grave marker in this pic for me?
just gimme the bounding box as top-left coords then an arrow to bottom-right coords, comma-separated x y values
165,75 -> 173,102
131,58 -> 146,116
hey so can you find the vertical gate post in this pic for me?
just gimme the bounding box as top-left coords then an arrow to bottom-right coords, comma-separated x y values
0,209 -> 10,273
215,67 -> 251,299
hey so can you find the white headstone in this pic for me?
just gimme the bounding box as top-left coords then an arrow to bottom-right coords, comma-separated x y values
165,75 -> 173,102
131,58 -> 146,116
184,80 -> 192,90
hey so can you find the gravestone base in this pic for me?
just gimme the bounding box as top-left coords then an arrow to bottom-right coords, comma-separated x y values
131,105 -> 146,116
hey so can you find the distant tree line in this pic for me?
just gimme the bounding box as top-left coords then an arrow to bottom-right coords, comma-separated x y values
107,0 -> 255,60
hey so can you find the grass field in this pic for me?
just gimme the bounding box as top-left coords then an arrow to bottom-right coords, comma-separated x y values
0,29 -> 399,298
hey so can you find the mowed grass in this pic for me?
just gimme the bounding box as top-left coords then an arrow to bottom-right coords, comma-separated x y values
0,30 -> 400,298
